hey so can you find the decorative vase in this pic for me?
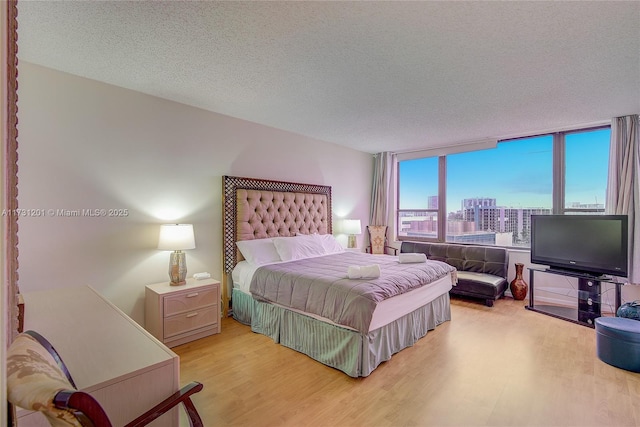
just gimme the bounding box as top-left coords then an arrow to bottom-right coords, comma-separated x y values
510,263 -> 528,300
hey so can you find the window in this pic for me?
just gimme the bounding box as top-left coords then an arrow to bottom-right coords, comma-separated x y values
564,128 -> 610,213
397,157 -> 440,240
397,126 -> 610,248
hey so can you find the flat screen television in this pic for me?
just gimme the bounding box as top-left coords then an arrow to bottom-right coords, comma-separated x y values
530,214 -> 628,278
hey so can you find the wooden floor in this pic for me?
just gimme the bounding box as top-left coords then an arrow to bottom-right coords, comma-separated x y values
174,297 -> 640,427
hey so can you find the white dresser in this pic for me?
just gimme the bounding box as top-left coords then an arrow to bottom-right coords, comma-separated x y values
145,278 -> 221,347
19,286 -> 180,427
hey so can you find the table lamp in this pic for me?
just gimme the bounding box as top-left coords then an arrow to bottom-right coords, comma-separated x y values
158,224 -> 196,286
342,219 -> 362,249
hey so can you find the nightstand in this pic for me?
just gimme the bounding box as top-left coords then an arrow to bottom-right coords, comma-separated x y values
145,277 -> 221,347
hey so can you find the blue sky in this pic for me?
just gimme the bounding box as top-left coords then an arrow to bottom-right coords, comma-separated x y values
399,128 -> 610,213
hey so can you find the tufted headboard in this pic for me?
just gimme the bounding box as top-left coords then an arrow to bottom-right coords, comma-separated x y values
221,176 -> 332,314
223,175 -> 332,273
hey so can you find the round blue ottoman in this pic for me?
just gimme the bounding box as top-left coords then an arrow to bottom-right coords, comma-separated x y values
595,316 -> 640,373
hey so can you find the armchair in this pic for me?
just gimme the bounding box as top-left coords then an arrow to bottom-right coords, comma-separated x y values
366,225 -> 398,255
7,330 -> 204,427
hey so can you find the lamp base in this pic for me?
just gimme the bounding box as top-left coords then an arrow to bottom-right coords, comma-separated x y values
168,251 -> 188,286
348,235 -> 357,249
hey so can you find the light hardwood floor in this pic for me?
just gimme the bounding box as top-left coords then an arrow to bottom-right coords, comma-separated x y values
174,297 -> 640,427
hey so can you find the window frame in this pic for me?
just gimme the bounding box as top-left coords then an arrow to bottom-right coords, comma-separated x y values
396,125 -> 610,247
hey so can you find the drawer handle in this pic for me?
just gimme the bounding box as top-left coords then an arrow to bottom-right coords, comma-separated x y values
186,312 -> 199,318
186,293 -> 199,298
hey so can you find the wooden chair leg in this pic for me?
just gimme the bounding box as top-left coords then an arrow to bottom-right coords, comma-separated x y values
182,398 -> 204,427
124,382 -> 204,427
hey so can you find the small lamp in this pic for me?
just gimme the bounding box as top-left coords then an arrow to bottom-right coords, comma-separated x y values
158,224 -> 196,286
342,219 -> 362,249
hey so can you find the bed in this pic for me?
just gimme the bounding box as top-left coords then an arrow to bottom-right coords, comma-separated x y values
222,175 -> 456,377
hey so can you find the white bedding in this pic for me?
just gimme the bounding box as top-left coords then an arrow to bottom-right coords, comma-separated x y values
232,256 -> 453,332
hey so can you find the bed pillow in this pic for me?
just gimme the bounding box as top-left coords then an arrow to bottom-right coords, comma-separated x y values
236,238 -> 282,266
272,235 -> 327,261
318,234 -> 345,254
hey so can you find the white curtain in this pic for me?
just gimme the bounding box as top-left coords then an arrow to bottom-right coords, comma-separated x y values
606,114 -> 640,284
370,152 -> 393,225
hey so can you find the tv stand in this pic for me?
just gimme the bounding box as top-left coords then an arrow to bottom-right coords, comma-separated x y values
526,267 -> 623,328
546,267 -> 607,280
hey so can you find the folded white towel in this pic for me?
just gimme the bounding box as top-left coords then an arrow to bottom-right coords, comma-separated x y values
347,264 -> 381,279
360,264 -> 381,279
398,253 -> 427,264
347,265 -> 362,279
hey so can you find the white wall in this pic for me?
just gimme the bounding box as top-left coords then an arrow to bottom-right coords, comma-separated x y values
17,62 -> 373,325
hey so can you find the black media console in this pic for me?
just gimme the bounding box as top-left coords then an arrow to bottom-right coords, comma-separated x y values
525,267 -> 623,328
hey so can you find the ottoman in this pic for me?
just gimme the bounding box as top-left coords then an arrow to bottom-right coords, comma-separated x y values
595,316 -> 640,373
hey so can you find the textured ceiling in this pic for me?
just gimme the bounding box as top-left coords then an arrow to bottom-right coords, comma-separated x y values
16,1 -> 640,154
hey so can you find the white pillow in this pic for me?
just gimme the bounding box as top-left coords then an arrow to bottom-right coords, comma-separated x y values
318,234 -> 345,254
272,235 -> 327,261
235,238 -> 281,266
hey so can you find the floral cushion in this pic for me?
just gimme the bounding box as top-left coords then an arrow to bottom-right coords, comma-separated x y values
6,332 -> 82,427
368,225 -> 388,255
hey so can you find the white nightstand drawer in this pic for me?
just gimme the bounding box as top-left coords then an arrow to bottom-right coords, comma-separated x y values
164,305 -> 218,339
163,287 -> 216,316
146,278 -> 221,347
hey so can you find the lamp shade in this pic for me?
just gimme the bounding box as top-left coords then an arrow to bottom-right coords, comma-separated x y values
158,224 -> 196,250
342,219 -> 362,235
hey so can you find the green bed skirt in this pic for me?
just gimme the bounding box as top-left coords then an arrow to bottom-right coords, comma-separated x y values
231,288 -> 451,377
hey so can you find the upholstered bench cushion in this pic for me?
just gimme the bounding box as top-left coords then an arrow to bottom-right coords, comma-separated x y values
595,317 -> 640,373
456,271 -> 508,298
